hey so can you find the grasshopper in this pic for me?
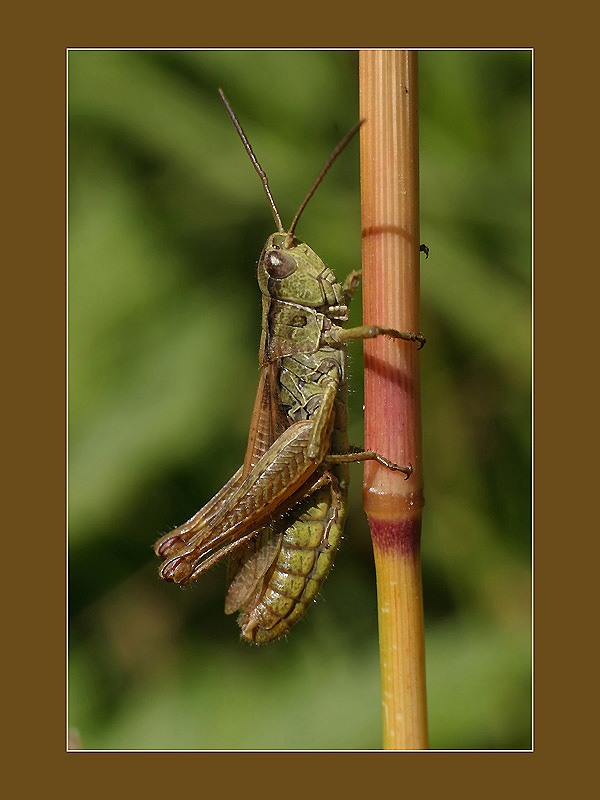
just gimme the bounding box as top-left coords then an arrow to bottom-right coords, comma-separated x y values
154,90 -> 425,644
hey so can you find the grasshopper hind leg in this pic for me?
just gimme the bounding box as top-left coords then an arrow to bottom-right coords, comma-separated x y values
154,466 -> 245,559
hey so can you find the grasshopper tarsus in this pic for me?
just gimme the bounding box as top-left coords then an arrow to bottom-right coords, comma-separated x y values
420,243 -> 429,259
383,459 -> 412,479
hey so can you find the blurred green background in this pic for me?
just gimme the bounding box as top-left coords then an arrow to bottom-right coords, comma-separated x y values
68,50 -> 532,750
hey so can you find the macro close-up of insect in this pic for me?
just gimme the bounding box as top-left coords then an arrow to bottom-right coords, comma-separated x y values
154,90 -> 425,643
69,50 -> 532,750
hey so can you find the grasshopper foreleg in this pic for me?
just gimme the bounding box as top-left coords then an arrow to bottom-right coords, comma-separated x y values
342,269 -> 362,305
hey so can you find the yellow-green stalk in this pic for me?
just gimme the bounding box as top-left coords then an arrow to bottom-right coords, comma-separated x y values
359,49 -> 428,750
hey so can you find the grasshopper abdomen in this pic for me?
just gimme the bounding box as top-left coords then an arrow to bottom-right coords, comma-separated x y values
237,478 -> 348,643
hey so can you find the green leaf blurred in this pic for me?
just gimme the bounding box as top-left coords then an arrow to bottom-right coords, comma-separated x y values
68,50 -> 531,750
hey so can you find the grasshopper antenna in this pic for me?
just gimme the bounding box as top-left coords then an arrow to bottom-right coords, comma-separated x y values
284,119 -> 365,249
218,88 -> 285,234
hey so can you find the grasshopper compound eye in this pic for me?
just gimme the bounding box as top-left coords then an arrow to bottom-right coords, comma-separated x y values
264,248 -> 297,279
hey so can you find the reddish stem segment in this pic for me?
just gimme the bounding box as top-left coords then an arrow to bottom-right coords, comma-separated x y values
359,49 -> 428,750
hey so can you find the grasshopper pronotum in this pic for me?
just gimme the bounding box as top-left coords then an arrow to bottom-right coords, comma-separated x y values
154,90 -> 425,643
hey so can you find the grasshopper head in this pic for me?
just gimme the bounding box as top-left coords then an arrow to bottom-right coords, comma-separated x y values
258,232 -> 343,309
217,91 -> 360,313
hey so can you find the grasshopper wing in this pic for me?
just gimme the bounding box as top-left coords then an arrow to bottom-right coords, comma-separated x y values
224,362 -> 288,613
154,364 -> 285,560
242,363 -> 288,475
224,524 -> 283,614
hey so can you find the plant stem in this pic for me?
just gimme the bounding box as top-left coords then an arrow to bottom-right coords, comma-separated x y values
359,49 -> 428,750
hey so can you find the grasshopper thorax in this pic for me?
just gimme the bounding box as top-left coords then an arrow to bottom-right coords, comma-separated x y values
258,232 -> 344,310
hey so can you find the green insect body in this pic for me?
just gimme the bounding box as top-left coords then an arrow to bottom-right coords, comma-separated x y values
154,91 -> 424,643
228,262 -> 354,642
